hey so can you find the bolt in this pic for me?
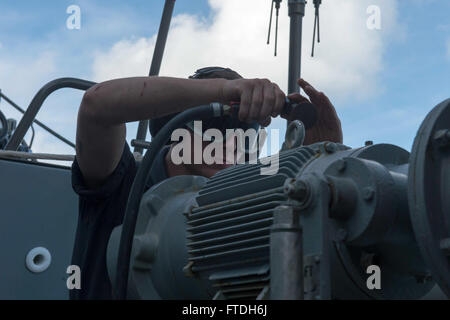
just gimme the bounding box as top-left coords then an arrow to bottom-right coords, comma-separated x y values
363,187 -> 375,201
434,129 -> 450,147
284,184 -> 294,196
325,142 -> 337,153
284,179 -> 310,203
283,178 -> 296,196
134,234 -> 158,263
336,229 -> 348,241
293,180 -> 308,201
336,159 -> 347,172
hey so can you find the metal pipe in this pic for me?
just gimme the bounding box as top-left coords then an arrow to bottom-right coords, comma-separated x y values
135,0 -> 176,154
0,150 -> 74,161
4,78 -> 96,151
287,0 -> 306,94
0,92 -> 75,148
270,205 -> 304,299
131,139 -> 151,150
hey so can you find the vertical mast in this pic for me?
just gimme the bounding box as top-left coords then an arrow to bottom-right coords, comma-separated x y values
134,0 -> 176,154
287,0 -> 306,94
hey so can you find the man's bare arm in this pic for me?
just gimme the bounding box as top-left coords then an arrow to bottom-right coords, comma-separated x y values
76,76 -> 286,188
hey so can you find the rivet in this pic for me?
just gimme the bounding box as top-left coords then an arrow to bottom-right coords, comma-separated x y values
363,187 -> 375,201
325,142 -> 337,153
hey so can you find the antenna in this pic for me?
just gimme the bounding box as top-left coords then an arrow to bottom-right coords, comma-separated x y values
311,0 -> 322,57
266,0 -> 274,45
266,0 -> 282,56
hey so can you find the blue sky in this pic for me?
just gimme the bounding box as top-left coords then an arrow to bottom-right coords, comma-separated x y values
0,0 -> 449,162
345,0 -> 450,148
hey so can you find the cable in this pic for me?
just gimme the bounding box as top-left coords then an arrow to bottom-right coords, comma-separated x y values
114,104 -> 218,300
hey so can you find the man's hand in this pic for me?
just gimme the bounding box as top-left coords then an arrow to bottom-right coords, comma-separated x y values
287,78 -> 343,144
76,76 -> 287,187
221,78 -> 286,127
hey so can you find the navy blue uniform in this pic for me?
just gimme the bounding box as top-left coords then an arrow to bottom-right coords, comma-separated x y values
70,143 -> 169,299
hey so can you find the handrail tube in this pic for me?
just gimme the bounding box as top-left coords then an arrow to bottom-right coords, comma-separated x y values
0,91 -> 76,148
4,77 -> 96,151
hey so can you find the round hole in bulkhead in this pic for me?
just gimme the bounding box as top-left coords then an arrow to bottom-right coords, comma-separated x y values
33,254 -> 45,266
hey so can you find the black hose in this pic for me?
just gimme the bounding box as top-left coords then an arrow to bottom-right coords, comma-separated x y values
114,98 -> 318,299
114,104 -> 217,300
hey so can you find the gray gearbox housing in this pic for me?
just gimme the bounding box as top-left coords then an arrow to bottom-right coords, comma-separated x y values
107,99 -> 450,300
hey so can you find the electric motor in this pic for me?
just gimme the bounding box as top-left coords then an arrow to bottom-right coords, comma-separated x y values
107,99 -> 450,300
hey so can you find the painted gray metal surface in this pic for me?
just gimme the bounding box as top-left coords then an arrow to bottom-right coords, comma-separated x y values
189,146 -> 315,299
0,159 -> 78,299
408,98 -> 450,297
1,97 -> 443,300
114,138 -> 444,299
108,175 -> 212,299
270,205 -> 303,300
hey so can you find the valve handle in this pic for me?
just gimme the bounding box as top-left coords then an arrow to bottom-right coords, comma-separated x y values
229,98 -> 318,129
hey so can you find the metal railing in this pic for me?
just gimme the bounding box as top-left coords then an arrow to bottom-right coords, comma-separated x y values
3,77 -> 96,151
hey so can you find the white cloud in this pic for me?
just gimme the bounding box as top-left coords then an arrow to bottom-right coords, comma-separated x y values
92,0 -> 400,104
90,0 -> 400,152
1,0 -> 401,158
26,130 -> 75,166
0,1 -> 149,159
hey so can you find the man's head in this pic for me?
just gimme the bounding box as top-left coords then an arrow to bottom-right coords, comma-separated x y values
149,67 -> 245,137
188,66 -> 243,81
150,67 -> 261,177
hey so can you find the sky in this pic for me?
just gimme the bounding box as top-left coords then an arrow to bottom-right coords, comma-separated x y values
0,0 -> 449,165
